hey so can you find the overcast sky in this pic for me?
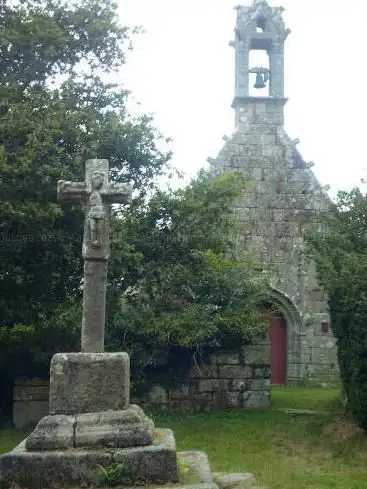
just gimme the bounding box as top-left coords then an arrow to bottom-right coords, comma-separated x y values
117,0 -> 367,196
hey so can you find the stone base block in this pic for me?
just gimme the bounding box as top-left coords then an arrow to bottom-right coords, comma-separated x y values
0,429 -> 178,489
25,405 -> 154,450
49,352 -> 130,415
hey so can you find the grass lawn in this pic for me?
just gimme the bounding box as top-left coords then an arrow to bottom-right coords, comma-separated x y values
1,387 -> 367,489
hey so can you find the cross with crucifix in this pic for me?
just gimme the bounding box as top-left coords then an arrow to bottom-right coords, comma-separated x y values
57,159 -> 132,353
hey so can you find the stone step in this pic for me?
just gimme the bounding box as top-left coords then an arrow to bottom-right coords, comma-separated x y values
178,451 -> 214,484
0,428 -> 179,489
213,472 -> 256,489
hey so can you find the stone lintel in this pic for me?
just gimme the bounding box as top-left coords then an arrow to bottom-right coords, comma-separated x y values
0,429 -> 178,489
232,96 -> 288,108
49,352 -> 130,415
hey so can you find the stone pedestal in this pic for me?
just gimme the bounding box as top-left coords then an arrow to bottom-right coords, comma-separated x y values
0,429 -> 179,489
49,352 -> 130,414
0,352 -> 180,489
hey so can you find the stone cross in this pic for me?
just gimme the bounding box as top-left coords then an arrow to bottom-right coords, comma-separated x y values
57,159 -> 132,353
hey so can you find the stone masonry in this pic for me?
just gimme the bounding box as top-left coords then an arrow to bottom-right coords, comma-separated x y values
12,342 -> 271,428
208,0 -> 339,384
140,343 -> 271,410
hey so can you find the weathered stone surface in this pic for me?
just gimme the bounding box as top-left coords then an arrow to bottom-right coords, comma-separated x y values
25,414 -> 74,450
178,451 -> 213,483
75,405 -> 154,448
24,405 -> 154,450
112,428 -> 179,484
0,429 -> 179,489
214,353 -> 241,365
213,472 -> 255,489
148,385 -> 168,405
242,391 -> 270,409
0,440 -> 112,489
248,379 -> 270,391
57,159 -> 132,353
49,352 -> 130,414
218,365 -> 252,379
198,379 -> 220,393
245,344 -> 270,365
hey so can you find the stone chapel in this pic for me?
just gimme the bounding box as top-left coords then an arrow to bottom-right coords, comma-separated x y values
11,2 -> 342,430
209,0 -> 339,385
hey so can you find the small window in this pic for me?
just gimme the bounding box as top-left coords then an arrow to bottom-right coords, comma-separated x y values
256,16 -> 266,32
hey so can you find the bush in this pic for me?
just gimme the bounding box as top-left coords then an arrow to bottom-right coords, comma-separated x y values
307,187 -> 367,430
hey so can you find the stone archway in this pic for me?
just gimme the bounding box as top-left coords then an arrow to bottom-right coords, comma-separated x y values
262,287 -> 303,385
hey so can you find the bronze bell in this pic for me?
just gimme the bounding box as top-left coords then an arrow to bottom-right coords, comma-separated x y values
254,73 -> 266,89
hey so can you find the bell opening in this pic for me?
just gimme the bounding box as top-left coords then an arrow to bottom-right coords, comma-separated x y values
256,16 -> 266,33
249,49 -> 270,97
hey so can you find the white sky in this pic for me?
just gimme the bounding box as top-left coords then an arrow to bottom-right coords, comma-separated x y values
117,0 -> 367,196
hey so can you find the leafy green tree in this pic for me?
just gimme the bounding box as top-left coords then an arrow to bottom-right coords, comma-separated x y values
0,0 -> 170,327
0,0 -> 170,420
307,187 -> 367,430
106,170 -> 268,392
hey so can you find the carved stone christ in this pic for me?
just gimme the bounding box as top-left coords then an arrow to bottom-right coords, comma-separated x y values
88,171 -> 106,248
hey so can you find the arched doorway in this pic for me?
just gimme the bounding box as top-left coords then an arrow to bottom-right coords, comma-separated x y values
268,312 -> 287,385
260,287 -> 303,385
262,303 -> 288,385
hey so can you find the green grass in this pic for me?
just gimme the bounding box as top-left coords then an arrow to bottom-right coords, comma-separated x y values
1,387 -> 367,489
0,429 -> 26,454
271,386 -> 341,410
149,387 -> 367,489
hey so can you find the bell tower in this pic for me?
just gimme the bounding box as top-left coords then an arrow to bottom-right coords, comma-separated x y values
230,0 -> 291,126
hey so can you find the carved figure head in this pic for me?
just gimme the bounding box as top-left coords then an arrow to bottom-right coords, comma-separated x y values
91,171 -> 104,190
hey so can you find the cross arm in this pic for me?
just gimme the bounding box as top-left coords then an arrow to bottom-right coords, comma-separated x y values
103,183 -> 133,205
57,180 -> 86,204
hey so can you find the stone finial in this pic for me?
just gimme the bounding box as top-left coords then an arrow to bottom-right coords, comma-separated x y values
290,138 -> 300,146
305,161 -> 315,169
222,135 -> 230,142
207,157 -> 216,165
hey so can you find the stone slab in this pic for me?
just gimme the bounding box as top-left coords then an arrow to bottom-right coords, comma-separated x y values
75,405 -> 154,448
0,429 -> 178,489
49,352 -> 130,414
25,405 -> 154,450
178,451 -> 213,483
213,472 -> 255,489
25,414 -> 74,450
0,439 -> 112,489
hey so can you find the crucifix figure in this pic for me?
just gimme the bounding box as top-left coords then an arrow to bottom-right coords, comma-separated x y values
57,159 -> 132,353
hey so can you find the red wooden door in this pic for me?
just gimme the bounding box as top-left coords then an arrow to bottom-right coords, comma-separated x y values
269,314 -> 287,385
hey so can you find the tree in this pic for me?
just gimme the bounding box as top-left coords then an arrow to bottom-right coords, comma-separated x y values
0,0 -> 171,327
106,170 -> 268,392
307,186 -> 367,431
0,0 -> 170,420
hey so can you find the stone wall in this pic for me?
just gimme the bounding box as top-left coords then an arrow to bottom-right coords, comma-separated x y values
138,342 -> 271,411
12,343 -> 271,426
13,379 -> 49,429
209,100 -> 339,385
